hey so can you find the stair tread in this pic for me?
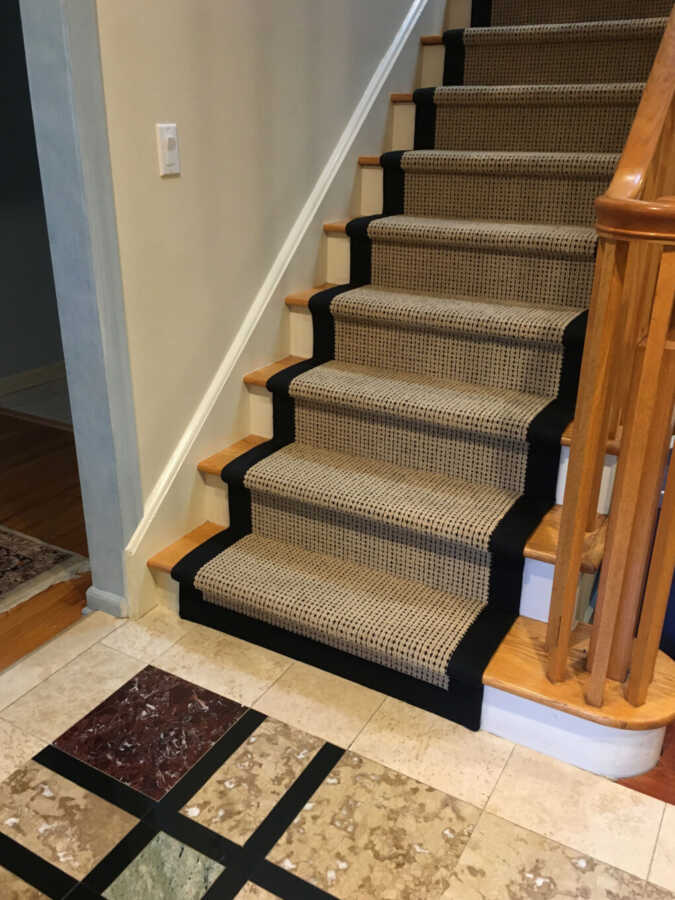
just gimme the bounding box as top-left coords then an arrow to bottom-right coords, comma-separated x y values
193,532 -> 485,689
245,442 -> 521,549
367,215 -> 597,258
147,521 -> 224,574
463,17 -> 668,45
390,149 -> 619,177
243,355 -> 305,387
291,360 -> 555,441
199,435 -> 268,477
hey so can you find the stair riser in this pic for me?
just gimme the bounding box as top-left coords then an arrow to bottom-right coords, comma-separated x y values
490,0 -> 673,26
326,231 -> 595,308
464,33 -> 661,87
294,399 -> 537,494
391,102 -> 415,151
433,100 -> 637,153
371,240 -> 594,308
332,319 -> 566,395
398,169 -> 611,226
419,43 -> 445,88
250,490 -> 494,600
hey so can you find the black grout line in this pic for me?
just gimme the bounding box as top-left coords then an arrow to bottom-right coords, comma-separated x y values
0,832 -> 77,899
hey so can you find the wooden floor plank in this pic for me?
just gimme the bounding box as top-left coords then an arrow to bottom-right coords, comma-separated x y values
0,573 -> 90,670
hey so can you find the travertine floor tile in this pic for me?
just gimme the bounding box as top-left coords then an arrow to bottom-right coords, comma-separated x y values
447,811 -> 675,899
54,665 -> 245,799
487,745 -> 665,878
352,696 -> 513,806
235,884 -> 279,899
650,803 -> 675,891
153,629 -> 291,705
102,831 -> 223,899
1,645 -> 143,743
267,751 -> 480,899
183,717 -> 323,843
253,662 -> 384,746
0,760 -> 136,878
0,720 -> 43,783
0,611 -> 122,711
0,866 -> 46,899
101,605 -> 190,661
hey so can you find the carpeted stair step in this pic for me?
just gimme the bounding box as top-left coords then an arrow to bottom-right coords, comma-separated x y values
381,150 -> 617,225
459,18 -> 666,86
416,83 -> 643,153
326,286 -> 584,394
193,532 -> 486,690
289,360 -> 565,492
489,0 -> 673,27
241,442 -> 538,598
359,216 -> 596,307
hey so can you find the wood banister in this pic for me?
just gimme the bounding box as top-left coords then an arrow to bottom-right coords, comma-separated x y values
605,8 -> 675,202
547,12 -> 675,708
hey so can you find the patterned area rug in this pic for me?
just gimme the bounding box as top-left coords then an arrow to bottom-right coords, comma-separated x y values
171,4 -> 668,729
0,527 -> 88,614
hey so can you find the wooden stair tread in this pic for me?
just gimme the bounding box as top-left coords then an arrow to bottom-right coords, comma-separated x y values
189,433 -> 608,573
198,435 -> 268,476
358,156 -> 381,167
421,34 -> 443,45
147,521 -> 223,574
243,356 -> 305,387
285,284 -> 335,308
562,421 -> 620,456
323,220 -> 349,234
484,616 -> 675,730
527,506 -> 607,574
391,92 -> 414,103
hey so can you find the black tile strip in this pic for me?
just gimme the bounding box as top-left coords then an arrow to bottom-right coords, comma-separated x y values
157,808 -> 241,867
32,745 -> 154,819
155,709 -> 267,813
203,743 -> 345,898
63,884 -> 103,899
252,859 -> 338,899
80,821 -> 156,894
0,832 -> 77,899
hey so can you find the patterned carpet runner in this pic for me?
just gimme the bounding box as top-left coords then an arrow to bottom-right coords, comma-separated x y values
173,3 -> 669,729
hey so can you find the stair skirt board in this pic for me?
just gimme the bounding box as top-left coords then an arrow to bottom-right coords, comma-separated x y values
173,272 -> 584,731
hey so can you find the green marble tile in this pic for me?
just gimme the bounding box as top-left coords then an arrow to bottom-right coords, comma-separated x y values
102,832 -> 223,899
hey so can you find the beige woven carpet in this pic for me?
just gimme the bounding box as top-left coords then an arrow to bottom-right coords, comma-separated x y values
174,3 -> 668,729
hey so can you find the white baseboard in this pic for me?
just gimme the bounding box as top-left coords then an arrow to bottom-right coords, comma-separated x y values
0,361 -> 66,398
482,686 -> 665,779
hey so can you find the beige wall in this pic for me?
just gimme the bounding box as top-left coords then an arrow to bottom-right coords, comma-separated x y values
95,0 -> 423,500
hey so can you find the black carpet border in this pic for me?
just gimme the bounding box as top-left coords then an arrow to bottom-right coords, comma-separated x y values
442,29 -> 465,85
471,0 -> 492,27
413,87 -> 437,150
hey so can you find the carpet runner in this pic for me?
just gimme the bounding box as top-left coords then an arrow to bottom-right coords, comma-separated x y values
173,4 -> 668,729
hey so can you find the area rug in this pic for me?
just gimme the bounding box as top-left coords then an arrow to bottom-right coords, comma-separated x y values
0,526 -> 89,614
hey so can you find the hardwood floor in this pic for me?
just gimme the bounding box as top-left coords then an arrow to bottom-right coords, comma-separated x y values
619,722 -> 675,805
0,412 -> 89,668
0,412 -> 88,555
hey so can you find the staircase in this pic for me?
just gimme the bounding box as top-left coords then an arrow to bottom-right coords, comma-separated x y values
149,0 -> 674,747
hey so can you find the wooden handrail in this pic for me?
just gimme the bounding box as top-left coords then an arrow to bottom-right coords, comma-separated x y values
605,8 -> 675,202
546,11 -> 675,709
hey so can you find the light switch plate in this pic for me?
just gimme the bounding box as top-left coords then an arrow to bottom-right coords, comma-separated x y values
156,123 -> 180,176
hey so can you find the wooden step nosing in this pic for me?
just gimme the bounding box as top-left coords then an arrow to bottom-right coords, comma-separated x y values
420,34 -> 443,45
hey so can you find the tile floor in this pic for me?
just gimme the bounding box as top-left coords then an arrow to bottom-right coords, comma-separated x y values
0,606 -> 672,899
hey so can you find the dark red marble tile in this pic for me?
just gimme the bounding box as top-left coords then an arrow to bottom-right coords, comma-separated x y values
53,665 -> 246,799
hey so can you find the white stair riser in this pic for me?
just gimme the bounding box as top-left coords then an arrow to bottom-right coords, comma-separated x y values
359,165 -> 383,216
391,102 -> 415,151
419,43 -> 445,88
557,445 -> 617,516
